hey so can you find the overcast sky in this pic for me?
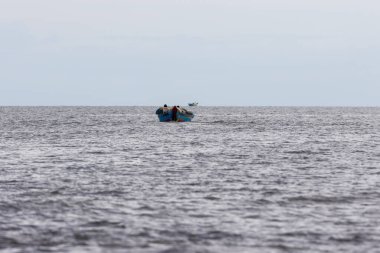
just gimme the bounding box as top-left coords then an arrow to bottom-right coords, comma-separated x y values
0,0 -> 379,106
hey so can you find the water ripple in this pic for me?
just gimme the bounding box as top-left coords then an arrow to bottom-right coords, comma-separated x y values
0,106 -> 379,252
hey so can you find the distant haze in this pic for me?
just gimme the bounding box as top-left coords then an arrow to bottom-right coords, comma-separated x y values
1,0 -> 379,106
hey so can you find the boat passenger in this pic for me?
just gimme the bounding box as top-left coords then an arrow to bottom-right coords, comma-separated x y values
172,106 -> 178,121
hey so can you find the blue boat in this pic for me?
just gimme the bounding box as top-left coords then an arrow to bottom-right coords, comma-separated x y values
156,106 -> 194,122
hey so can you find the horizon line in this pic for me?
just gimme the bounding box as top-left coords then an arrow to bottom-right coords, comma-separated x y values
0,105 -> 379,108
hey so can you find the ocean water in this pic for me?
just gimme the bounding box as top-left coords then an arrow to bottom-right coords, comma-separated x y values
0,106 -> 379,253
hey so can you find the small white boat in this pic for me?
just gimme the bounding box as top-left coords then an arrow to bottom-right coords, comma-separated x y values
188,102 -> 198,106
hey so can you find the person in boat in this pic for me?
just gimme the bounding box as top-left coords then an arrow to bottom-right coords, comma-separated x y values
172,106 -> 178,121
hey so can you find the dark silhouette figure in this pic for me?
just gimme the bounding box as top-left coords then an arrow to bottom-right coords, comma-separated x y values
164,104 -> 167,107
172,106 -> 178,121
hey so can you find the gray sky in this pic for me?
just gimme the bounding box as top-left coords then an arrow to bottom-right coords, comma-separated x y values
1,0 -> 379,106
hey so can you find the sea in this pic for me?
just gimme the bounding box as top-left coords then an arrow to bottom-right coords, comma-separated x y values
0,106 -> 379,253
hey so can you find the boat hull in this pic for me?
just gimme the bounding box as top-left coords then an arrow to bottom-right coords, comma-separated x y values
157,112 -> 193,122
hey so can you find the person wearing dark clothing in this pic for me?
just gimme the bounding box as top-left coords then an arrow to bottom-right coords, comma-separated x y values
172,106 -> 178,121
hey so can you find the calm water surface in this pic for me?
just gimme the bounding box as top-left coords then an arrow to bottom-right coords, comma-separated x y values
0,107 -> 379,253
